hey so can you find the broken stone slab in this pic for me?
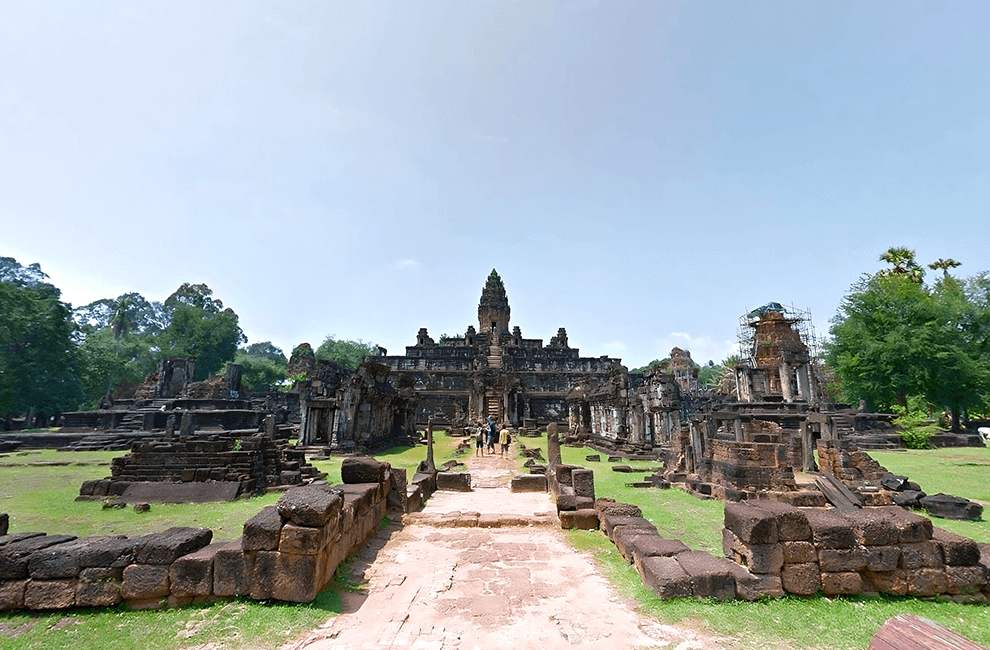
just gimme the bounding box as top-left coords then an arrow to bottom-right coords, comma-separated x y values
920,493 -> 983,520
723,502 -> 778,545
558,509 -> 599,530
594,499 -> 642,518
638,555 -> 692,599
933,528 -> 981,566
600,514 -> 656,541
611,465 -> 634,473
0,534 -> 78,580
169,541 -> 226,599
880,474 -> 909,491
674,551 -> 738,600
243,506 -> 283,551
891,490 -> 925,508
555,494 -> 594,511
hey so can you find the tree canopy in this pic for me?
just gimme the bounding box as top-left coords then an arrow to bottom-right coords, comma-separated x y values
315,335 -> 379,371
826,248 -> 990,429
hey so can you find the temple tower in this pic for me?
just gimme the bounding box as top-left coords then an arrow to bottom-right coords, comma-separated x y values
478,269 -> 510,335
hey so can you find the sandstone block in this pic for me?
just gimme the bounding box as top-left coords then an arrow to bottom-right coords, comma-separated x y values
638,555 -> 692,599
214,539 -> 252,597
243,506 -> 283,551
675,551 -> 737,600
722,529 -> 783,575
780,562 -> 821,596
571,469 -> 595,499
122,564 -> 170,601
279,524 -> 331,556
874,506 -> 933,543
436,472 -> 472,492
818,547 -> 867,573
631,537 -> 691,571
136,527 -> 212,565
907,568 -> 949,597
249,550 -> 277,600
724,502 -> 778,545
0,579 -> 26,610
946,565 -> 987,595
899,541 -> 944,570
170,542 -> 224,598
559,509 -> 599,530
846,509 -> 899,546
600,514 -> 655,541
276,486 -> 343,528
555,494 -> 594,511
24,579 -> 75,609
933,528 -> 981,566
510,474 -> 547,493
76,567 -> 123,607
782,541 -> 817,565
821,571 -> 865,596
751,501 -> 811,541
0,534 -> 77,580
341,456 -> 389,484
725,563 -> 784,601
270,551 -> 328,602
804,509 -> 856,549
865,546 -> 901,572
593,499 -> 642,518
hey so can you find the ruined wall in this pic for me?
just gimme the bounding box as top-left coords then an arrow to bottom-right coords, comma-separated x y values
0,458 -> 407,612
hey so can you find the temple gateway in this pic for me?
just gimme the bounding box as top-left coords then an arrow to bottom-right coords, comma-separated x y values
375,269 -> 622,426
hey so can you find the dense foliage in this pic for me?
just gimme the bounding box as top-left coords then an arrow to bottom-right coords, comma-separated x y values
826,248 -> 990,430
315,335 -> 379,371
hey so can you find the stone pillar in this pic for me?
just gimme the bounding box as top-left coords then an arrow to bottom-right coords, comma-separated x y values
733,417 -> 744,442
547,422 -> 561,469
779,361 -> 794,402
796,364 -> 811,401
424,419 -> 436,473
165,414 -> 176,441
800,420 -> 816,472
264,414 -> 276,439
179,412 -> 194,437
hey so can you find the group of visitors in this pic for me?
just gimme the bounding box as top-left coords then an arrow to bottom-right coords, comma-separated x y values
474,416 -> 511,457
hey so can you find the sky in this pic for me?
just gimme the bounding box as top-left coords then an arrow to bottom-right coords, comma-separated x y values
2,1 -> 988,370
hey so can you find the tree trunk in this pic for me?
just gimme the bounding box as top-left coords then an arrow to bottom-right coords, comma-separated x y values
896,393 -> 908,408
951,404 -> 961,433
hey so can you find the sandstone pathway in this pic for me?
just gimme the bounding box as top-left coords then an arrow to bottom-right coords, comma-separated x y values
281,448 -> 723,650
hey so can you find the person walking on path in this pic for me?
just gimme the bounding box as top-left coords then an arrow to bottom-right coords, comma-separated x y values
475,420 -> 486,457
499,424 -> 510,457
485,416 -> 497,455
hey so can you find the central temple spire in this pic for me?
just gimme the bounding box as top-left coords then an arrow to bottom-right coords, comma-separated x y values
478,269 -> 510,334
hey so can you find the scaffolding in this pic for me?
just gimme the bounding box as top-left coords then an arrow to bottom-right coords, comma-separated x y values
737,302 -> 820,365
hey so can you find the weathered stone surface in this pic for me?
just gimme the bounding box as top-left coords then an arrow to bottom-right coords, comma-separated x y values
122,564 -> 170,600
341,456 -> 389,485
571,469 -> 595,500
846,509 -> 899,547
276,486 -> 342,528
0,534 -> 77,580
722,529 -> 783,574
214,539 -> 252,597
338,483 -> 382,514
751,501 -> 811,541
818,548 -> 868,573
865,546 -> 901,572
780,562 -> 821,596
945,565 -> 987,595
933,527 -> 981,566
510,474 -> 547,493
899,541 -> 944,570
170,542 -> 224,598
630,536 -> 691,568
136,527 -> 212,565
601,514 -> 655,541
24,579 -> 75,609
724,562 -> 784,601
270,551 -> 328,602
594,499 -> 642,518
436,472 -> 472,492
612,527 -> 657,562
555,494 -> 594,511
920,493 -> 983,521
76,567 -> 123,607
279,524 -> 330,556
821,571 -> 865,596
77,536 -> 143,568
0,579 -> 26,610
638,555 -> 692,599
865,569 -> 908,596
558,509 -> 599,530
804,509 -> 856,549
249,550 -> 277,600
782,540 -> 817,564
891,490 -> 925,508
674,551 -> 737,600
907,567 -> 949,597
724,502 -> 778,545
874,506 -> 933,543
243,506 -> 283,551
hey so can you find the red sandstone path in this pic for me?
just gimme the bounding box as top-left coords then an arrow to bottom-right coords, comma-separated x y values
280,450 -> 724,650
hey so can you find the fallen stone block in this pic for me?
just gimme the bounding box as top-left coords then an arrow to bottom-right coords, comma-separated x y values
674,551 -> 737,600
276,486 -> 343,528
510,474 -> 547,493
436,472 -> 472,492
594,499 -> 642,518
638,555 -> 692,599
724,502 -> 778,545
341,456 -> 389,485
243,506 -> 283,551
136,527 -> 213,565
170,542 -> 225,598
921,493 -> 983,521
559,509 -> 599,530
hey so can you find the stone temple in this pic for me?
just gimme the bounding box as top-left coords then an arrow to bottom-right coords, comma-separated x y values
374,269 -> 622,426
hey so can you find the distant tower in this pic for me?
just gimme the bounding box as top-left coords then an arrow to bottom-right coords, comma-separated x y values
478,269 -> 510,335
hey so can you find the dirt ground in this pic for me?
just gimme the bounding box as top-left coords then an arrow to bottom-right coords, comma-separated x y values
280,447 -> 724,650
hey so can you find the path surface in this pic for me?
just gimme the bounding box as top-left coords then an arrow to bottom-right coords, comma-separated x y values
281,448 -> 723,650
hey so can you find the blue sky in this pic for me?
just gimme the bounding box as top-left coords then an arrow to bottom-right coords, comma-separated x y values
2,1 -> 988,369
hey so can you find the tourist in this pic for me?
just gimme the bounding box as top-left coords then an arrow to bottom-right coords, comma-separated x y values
499,424 -> 510,457
475,420 -> 486,457
486,416 -> 497,454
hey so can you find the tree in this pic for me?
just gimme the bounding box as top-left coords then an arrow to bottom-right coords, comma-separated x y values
0,258 -> 84,422
879,246 -> 924,283
827,254 -> 990,429
159,285 -> 245,381
315,335 -> 379,371
232,342 -> 288,392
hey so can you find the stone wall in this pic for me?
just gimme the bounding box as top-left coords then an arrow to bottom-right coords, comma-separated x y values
722,501 -> 989,600
1,457 -> 408,612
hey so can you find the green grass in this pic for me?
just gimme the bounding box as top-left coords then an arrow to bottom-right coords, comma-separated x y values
518,435 -> 990,650
868,446 -> 990,543
0,434 -> 465,650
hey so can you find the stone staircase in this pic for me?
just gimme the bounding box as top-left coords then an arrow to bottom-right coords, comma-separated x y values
487,344 -> 502,369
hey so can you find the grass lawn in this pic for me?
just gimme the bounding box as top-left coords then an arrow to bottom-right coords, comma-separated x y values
0,432 -> 463,650
515,433 -> 990,650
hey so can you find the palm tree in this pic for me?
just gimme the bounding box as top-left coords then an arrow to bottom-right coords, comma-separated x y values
879,247 -> 924,283
928,258 -> 961,278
